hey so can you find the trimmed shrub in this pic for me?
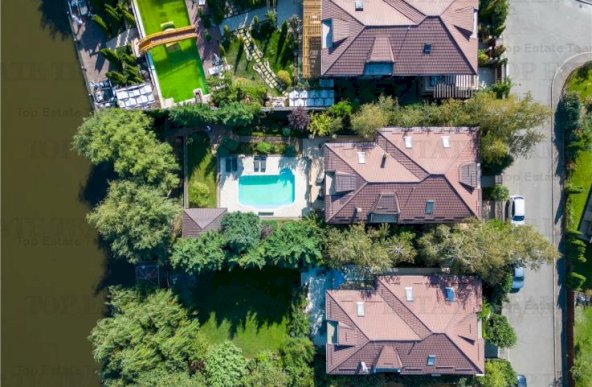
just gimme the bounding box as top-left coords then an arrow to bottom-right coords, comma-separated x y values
484,184 -> 510,201
485,313 -> 517,348
188,181 -> 211,208
255,141 -> 273,154
288,107 -> 310,132
566,183 -> 585,194
277,70 -> 292,87
568,272 -> 586,290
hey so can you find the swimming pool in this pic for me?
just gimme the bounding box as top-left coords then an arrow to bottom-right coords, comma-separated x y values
239,169 -> 295,208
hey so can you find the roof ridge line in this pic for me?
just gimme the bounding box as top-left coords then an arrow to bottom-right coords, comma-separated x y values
441,332 -> 484,374
325,146 -> 369,223
325,291 -> 372,373
322,0 -> 367,76
377,277 -> 432,338
437,14 -> 478,75
377,132 -> 429,180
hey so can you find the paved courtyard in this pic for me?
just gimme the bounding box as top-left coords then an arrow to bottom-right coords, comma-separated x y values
502,0 -> 592,385
218,155 -> 309,218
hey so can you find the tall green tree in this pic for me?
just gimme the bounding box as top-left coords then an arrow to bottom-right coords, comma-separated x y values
485,313 -> 517,348
260,219 -> 324,269
325,224 -> 416,273
87,180 -> 180,263
89,288 -> 208,386
418,220 -> 559,285
73,109 -> 180,192
279,337 -> 314,387
170,231 -> 227,274
478,359 -> 516,387
243,351 -> 289,387
204,342 -> 247,387
221,212 -> 262,254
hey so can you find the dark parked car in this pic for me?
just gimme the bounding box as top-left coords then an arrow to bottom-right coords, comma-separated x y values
511,266 -> 525,292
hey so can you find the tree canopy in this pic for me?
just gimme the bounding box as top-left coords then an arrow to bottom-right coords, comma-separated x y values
204,341 -> 247,387
418,220 -> 558,285
89,288 -> 207,386
478,359 -> 517,387
221,212 -> 262,255
258,219 -> 324,269
325,224 -> 416,274
72,109 -> 179,192
87,180 -> 180,263
170,231 -> 227,274
485,313 -> 517,348
243,351 -> 289,387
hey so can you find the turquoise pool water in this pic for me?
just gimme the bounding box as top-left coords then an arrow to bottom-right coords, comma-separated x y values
239,169 -> 295,208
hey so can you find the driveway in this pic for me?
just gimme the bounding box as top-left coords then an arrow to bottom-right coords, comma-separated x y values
501,0 -> 592,385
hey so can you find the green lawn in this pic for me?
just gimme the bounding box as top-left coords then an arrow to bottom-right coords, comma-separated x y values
187,132 -> 216,207
136,0 -> 207,102
191,268 -> 299,357
223,28 -> 294,91
565,63 -> 592,288
567,63 -> 592,100
574,306 -> 592,386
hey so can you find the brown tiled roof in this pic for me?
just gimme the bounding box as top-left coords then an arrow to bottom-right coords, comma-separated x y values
324,127 -> 481,224
325,275 -> 484,375
321,0 -> 478,76
182,208 -> 227,238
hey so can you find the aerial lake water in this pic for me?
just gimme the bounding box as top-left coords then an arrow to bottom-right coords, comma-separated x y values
2,1 -> 112,385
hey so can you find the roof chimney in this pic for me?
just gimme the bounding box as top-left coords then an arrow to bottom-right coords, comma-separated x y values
381,153 -> 387,168
405,287 -> 414,302
355,0 -> 364,11
404,136 -> 413,149
356,301 -> 365,316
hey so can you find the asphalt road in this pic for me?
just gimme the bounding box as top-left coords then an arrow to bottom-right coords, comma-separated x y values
502,0 -> 592,386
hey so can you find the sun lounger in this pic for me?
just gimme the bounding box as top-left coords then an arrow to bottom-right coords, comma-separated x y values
254,157 -> 260,172
261,157 -> 267,172
225,157 -> 231,172
232,157 -> 238,172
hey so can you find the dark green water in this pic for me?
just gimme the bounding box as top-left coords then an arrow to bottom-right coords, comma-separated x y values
2,1 -> 105,385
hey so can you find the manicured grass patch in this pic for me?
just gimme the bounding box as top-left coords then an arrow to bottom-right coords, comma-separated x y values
136,0 -> 207,102
191,267 -> 299,357
574,306 -> 592,386
567,63 -> 592,100
187,133 -> 216,207
568,150 -> 592,229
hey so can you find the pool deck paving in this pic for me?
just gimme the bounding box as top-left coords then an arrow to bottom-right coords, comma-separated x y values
186,1 -> 223,75
218,155 -> 309,218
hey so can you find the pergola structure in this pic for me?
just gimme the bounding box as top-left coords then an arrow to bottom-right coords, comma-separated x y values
302,0 -> 321,78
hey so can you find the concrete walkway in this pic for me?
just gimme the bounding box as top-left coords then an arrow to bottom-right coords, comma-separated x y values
502,0 -> 592,385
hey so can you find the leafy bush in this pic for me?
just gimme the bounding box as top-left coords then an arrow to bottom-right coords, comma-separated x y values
243,351 -> 288,387
255,141 -> 273,154
221,212 -> 262,254
566,236 -> 587,264
568,272 -> 587,290
204,342 -> 247,387
479,359 -> 517,387
485,313 -> 517,348
566,183 -> 585,194
280,337 -> 315,387
288,107 -> 310,132
484,184 -> 510,201
169,103 -> 218,128
188,181 -> 211,207
282,127 -> 291,137
351,103 -> 389,138
309,112 -> 340,137
277,70 -> 292,87
288,289 -> 311,338
170,231 -> 227,274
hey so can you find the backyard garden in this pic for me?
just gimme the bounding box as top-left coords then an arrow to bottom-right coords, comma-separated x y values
135,0 -> 208,102
187,132 -> 216,207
